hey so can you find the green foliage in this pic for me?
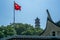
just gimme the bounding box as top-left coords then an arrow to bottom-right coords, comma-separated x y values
34,28 -> 43,35
0,23 -> 43,38
4,26 -> 16,37
14,23 -> 36,35
14,23 -> 26,35
0,25 -> 16,38
21,26 -> 35,35
0,31 -> 4,38
17,23 -> 43,35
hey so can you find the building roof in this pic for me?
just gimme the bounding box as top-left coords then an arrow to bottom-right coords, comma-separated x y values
46,9 -> 60,27
40,9 -> 60,36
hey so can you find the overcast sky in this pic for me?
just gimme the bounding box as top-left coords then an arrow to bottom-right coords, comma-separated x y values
0,0 -> 60,29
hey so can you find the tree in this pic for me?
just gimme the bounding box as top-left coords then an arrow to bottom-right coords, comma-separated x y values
21,24 -> 43,35
3,26 -> 16,37
21,27 -> 35,35
0,23 -> 43,38
0,31 -> 4,38
34,28 -> 43,35
14,23 -> 34,35
14,23 -> 26,35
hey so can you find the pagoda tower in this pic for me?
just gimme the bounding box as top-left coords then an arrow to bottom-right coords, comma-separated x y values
35,17 -> 40,28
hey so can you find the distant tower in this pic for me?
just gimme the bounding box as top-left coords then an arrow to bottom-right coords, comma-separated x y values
35,17 -> 40,28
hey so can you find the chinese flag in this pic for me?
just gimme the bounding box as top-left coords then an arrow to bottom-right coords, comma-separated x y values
14,2 -> 21,10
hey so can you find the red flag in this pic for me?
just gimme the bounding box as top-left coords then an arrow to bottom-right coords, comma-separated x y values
14,2 -> 21,10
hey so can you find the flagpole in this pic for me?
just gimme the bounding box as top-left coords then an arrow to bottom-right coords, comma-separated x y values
13,1 -> 21,27
13,1 -> 15,27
